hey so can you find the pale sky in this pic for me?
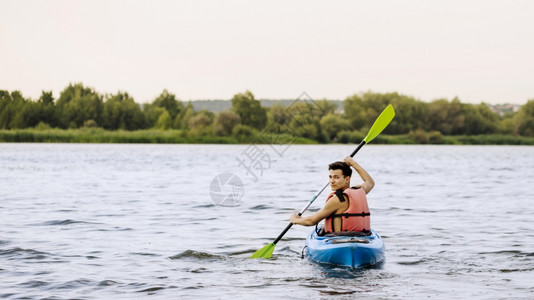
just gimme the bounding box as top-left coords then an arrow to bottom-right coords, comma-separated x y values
1,0 -> 533,104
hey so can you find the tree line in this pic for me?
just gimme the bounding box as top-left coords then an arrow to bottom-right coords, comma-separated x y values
1,83 -> 533,143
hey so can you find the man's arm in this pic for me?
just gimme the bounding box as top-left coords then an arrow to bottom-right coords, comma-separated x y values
289,195 -> 343,226
344,156 -> 375,194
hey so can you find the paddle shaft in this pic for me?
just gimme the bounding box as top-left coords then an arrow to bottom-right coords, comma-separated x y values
272,140 -> 366,245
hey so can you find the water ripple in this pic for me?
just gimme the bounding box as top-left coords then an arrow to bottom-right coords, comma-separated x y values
0,247 -> 51,260
39,219 -> 95,226
169,250 -> 225,261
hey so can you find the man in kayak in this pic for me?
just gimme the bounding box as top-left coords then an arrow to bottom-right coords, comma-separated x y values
289,156 -> 374,234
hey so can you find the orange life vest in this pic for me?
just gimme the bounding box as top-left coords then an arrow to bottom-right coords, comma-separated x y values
324,187 -> 371,233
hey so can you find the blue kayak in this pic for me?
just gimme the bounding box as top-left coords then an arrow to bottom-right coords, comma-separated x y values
305,228 -> 385,268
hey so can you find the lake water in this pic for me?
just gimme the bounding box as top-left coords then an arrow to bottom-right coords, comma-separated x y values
1,143 -> 533,299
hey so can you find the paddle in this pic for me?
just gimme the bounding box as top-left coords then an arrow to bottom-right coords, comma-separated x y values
250,104 -> 395,259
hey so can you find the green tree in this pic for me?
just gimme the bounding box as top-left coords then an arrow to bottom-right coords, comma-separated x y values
231,91 -> 267,129
232,124 -> 257,141
151,89 -> 183,119
320,113 -> 351,140
289,114 -> 319,140
408,128 -> 429,144
268,103 -> 291,126
313,99 -> 338,119
37,91 -> 56,127
0,91 -> 45,129
0,91 -> 21,129
20,100 -> 42,128
214,110 -> 241,136
343,94 -> 366,130
461,103 -> 498,135
103,92 -> 145,130
498,112 -> 516,134
0,90 -> 11,128
176,101 -> 195,129
144,90 -> 184,128
188,111 -> 214,137
427,98 -> 465,135
144,106 -> 165,128
344,92 -> 426,134
9,92 -> 27,128
515,99 -> 534,136
285,101 -> 329,142
344,92 -> 391,131
154,110 -> 172,130
387,94 -> 427,134
55,83 -> 103,128
39,91 -> 54,105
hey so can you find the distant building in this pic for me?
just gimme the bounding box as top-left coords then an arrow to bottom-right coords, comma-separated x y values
486,103 -> 521,116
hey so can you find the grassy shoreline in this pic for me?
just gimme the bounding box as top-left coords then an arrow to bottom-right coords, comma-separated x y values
1,128 -> 534,145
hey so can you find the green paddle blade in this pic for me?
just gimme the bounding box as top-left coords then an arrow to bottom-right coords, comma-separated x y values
250,243 -> 275,259
363,104 -> 396,143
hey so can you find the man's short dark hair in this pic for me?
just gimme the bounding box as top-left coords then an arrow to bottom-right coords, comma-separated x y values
328,161 -> 352,177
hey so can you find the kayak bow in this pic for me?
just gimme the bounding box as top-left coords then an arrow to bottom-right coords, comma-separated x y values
305,228 -> 385,268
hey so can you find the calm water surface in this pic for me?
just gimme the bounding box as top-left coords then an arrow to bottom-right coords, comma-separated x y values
1,143 -> 533,299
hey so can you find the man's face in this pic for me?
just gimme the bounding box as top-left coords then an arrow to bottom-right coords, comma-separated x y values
329,169 -> 349,191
